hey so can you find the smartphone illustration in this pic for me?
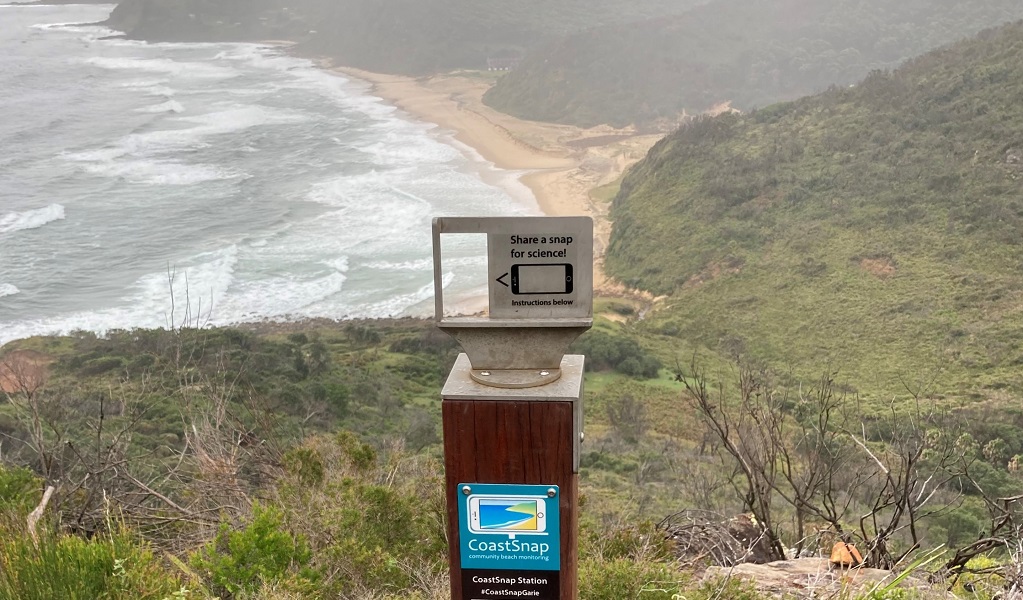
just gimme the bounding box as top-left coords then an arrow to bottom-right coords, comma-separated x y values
510,263 -> 573,295
468,496 -> 547,535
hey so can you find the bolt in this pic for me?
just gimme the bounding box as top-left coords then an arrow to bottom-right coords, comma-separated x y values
539,370 -> 550,376
580,431 -> 585,443
479,371 -> 491,376
547,488 -> 556,498
462,485 -> 471,495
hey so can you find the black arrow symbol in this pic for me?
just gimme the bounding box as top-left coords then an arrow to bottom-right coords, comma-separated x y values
496,272 -> 509,287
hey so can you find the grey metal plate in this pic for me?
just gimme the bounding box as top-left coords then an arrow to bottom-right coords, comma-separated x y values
433,217 -> 593,321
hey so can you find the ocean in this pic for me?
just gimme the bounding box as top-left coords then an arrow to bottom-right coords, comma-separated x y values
0,4 -> 537,346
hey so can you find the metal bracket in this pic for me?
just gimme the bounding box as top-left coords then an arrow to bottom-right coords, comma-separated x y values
432,217 -> 592,388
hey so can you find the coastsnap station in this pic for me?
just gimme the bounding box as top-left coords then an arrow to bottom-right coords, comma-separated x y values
432,216 -> 592,600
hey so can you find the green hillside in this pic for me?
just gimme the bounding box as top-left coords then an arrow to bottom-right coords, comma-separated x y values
5,315 -> 1022,597
483,0 -> 1023,128
298,0 -> 706,75
606,20 -> 1023,399
105,0 -> 703,74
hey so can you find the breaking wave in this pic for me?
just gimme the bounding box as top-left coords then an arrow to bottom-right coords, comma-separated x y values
0,204 -> 65,234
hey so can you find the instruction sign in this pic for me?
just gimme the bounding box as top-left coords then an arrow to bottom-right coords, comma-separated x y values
458,483 -> 561,599
487,217 -> 592,319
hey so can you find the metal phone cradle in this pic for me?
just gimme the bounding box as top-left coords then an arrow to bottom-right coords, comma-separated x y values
432,216 -> 593,388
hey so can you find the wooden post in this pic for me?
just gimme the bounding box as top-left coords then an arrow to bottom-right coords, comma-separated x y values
442,354 -> 583,600
432,216 -> 591,600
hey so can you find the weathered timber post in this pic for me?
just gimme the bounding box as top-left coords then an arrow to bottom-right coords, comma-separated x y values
432,217 -> 592,600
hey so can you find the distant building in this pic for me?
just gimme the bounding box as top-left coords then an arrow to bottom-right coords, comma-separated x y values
486,57 -> 521,71
486,51 -> 522,71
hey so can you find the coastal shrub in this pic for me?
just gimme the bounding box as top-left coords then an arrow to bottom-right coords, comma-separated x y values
610,302 -> 636,316
580,450 -> 638,474
344,324 -> 381,346
0,465 -> 39,517
928,503 -> 986,548
571,332 -> 662,378
190,503 -> 313,598
687,577 -> 767,600
322,382 -> 350,418
313,478 -> 446,593
78,355 -> 124,377
282,447 -> 325,488
394,355 -> 447,381
581,520 -> 672,563
274,435 -> 447,597
405,407 -> 441,451
578,558 -> 683,599
605,394 -> 649,445
949,555 -> 1004,598
577,520 -> 685,599
0,528 -> 185,600
388,328 -> 458,355
336,431 -> 377,471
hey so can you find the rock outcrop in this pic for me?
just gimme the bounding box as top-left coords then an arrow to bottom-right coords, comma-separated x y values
703,558 -> 946,599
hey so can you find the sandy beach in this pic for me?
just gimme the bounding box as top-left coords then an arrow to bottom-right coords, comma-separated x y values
329,65 -> 663,295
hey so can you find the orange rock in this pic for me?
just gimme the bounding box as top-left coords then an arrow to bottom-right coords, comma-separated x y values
830,541 -> 863,567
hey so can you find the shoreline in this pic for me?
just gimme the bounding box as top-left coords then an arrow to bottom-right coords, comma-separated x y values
327,65 -> 663,295
330,66 -> 575,215
1,42 -> 657,351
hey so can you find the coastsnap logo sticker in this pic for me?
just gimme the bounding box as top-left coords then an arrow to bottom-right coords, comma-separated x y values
457,483 -> 560,572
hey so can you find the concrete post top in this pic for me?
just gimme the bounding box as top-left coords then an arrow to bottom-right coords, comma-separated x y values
442,353 -> 586,473
441,354 -> 584,401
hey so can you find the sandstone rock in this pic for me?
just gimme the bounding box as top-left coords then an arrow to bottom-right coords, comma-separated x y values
703,557 -> 948,599
829,541 -> 863,567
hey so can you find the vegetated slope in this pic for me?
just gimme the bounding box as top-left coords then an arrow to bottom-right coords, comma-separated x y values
298,0 -> 707,75
105,0 -> 704,74
605,21 -> 1023,399
483,0 -> 1023,128
104,0 -> 309,42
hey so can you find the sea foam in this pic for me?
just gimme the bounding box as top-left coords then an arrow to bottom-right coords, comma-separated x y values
0,284 -> 20,298
358,274 -> 452,319
79,159 -> 238,186
217,271 -> 348,319
83,56 -> 238,80
64,105 -> 308,184
106,105 -> 310,155
31,21 -> 119,43
0,204 -> 65,234
118,80 -> 176,97
135,100 -> 184,114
